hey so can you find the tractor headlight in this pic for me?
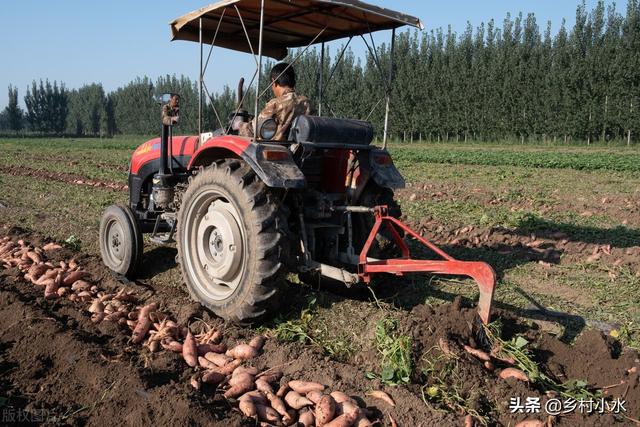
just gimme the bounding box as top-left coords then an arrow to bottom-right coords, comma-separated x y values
258,119 -> 277,140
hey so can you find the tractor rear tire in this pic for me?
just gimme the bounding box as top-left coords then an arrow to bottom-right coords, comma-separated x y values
177,159 -> 289,324
99,204 -> 143,279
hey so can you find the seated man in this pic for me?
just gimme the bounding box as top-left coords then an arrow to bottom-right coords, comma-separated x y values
239,62 -> 313,141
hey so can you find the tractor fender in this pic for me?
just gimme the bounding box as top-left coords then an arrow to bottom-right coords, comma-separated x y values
357,148 -> 405,191
188,136 -> 306,189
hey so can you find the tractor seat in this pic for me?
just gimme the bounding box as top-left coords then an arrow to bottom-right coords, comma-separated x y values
288,115 -> 374,145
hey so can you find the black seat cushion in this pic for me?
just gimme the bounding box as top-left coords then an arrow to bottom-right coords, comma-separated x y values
289,116 -> 374,145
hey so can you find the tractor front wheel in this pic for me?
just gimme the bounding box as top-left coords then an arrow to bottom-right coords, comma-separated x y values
177,160 -> 289,323
99,204 -> 143,279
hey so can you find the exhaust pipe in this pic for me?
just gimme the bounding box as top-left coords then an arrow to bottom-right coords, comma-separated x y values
152,123 -> 174,209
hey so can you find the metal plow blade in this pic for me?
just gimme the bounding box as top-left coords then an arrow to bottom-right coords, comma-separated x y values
358,206 -> 497,324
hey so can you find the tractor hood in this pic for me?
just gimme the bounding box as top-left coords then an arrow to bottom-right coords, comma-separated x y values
169,0 -> 423,60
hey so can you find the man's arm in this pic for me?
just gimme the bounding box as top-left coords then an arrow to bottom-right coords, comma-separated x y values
238,99 -> 278,137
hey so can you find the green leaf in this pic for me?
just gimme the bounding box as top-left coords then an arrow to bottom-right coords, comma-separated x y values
513,336 -> 529,349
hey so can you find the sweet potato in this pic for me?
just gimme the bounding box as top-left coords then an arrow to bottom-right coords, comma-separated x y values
239,399 -> 258,417
323,413 -> 357,427
463,345 -> 491,362
330,391 -> 354,405
366,390 -> 395,407
239,390 -> 268,405
26,264 -> 49,282
249,335 -> 266,350
161,339 -> 183,353
63,270 -> 89,286
114,288 -> 137,303
202,370 -> 226,385
218,359 -> 242,375
183,331 -> 198,367
131,303 -> 157,344
43,242 -> 62,251
71,280 -> 91,292
190,373 -> 201,390
514,420 -> 545,427
464,415 -> 473,427
354,414 -> 373,427
226,344 -> 259,360
76,291 -> 93,302
198,356 -> 218,370
148,339 -> 161,353
44,279 -> 59,299
256,404 -> 280,424
198,343 -> 227,356
126,319 -> 137,329
285,390 -> 314,410
276,383 -> 290,398
336,401 -> 360,418
265,391 -> 288,417
255,378 -> 274,394
289,380 -> 325,394
229,372 -> 255,388
315,394 -> 337,425
204,352 -> 232,367
233,366 -> 259,377
306,390 -> 324,404
104,311 -> 126,322
26,251 -> 41,264
89,299 -> 104,314
282,409 -> 298,427
499,368 -> 529,382
258,369 -> 283,385
298,409 -> 315,427
57,287 -> 70,297
224,381 -> 255,399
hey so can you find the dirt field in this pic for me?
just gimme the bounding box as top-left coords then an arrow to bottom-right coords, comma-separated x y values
1,137 -> 639,426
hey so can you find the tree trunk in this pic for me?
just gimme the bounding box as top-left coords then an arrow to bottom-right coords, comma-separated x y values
602,95 -> 608,143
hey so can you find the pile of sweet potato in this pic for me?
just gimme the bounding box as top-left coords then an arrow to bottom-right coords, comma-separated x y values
1,235 -> 395,426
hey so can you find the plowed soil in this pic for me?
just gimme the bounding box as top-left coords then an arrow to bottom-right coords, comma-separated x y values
1,226 -> 638,426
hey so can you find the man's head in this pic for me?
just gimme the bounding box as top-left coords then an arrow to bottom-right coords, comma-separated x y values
169,93 -> 180,109
270,63 -> 295,97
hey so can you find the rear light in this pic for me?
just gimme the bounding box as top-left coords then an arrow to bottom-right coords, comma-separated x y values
373,153 -> 392,165
262,149 -> 289,161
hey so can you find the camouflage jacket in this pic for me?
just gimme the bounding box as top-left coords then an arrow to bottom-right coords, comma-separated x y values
239,89 -> 313,141
161,103 -> 179,126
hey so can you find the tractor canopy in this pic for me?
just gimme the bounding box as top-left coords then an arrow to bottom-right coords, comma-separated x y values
169,0 -> 423,59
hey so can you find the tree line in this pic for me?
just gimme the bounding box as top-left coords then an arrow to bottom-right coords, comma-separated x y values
1,1 -> 639,144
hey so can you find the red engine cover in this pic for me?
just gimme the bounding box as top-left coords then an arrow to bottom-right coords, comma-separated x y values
130,136 -> 199,175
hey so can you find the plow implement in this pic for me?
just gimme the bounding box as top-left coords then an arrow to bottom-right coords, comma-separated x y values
358,206 -> 496,324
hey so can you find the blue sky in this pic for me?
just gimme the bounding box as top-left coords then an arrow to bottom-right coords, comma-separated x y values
0,0 -> 620,108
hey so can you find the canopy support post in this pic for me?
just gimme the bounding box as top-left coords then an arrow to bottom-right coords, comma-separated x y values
254,0 -> 266,139
198,17 -> 203,141
319,42 -> 325,117
383,27 -> 395,149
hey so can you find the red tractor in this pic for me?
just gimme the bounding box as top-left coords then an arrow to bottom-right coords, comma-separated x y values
99,0 -> 496,325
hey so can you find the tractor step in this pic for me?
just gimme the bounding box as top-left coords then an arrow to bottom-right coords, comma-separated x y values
358,206 -> 497,324
149,213 -> 177,244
